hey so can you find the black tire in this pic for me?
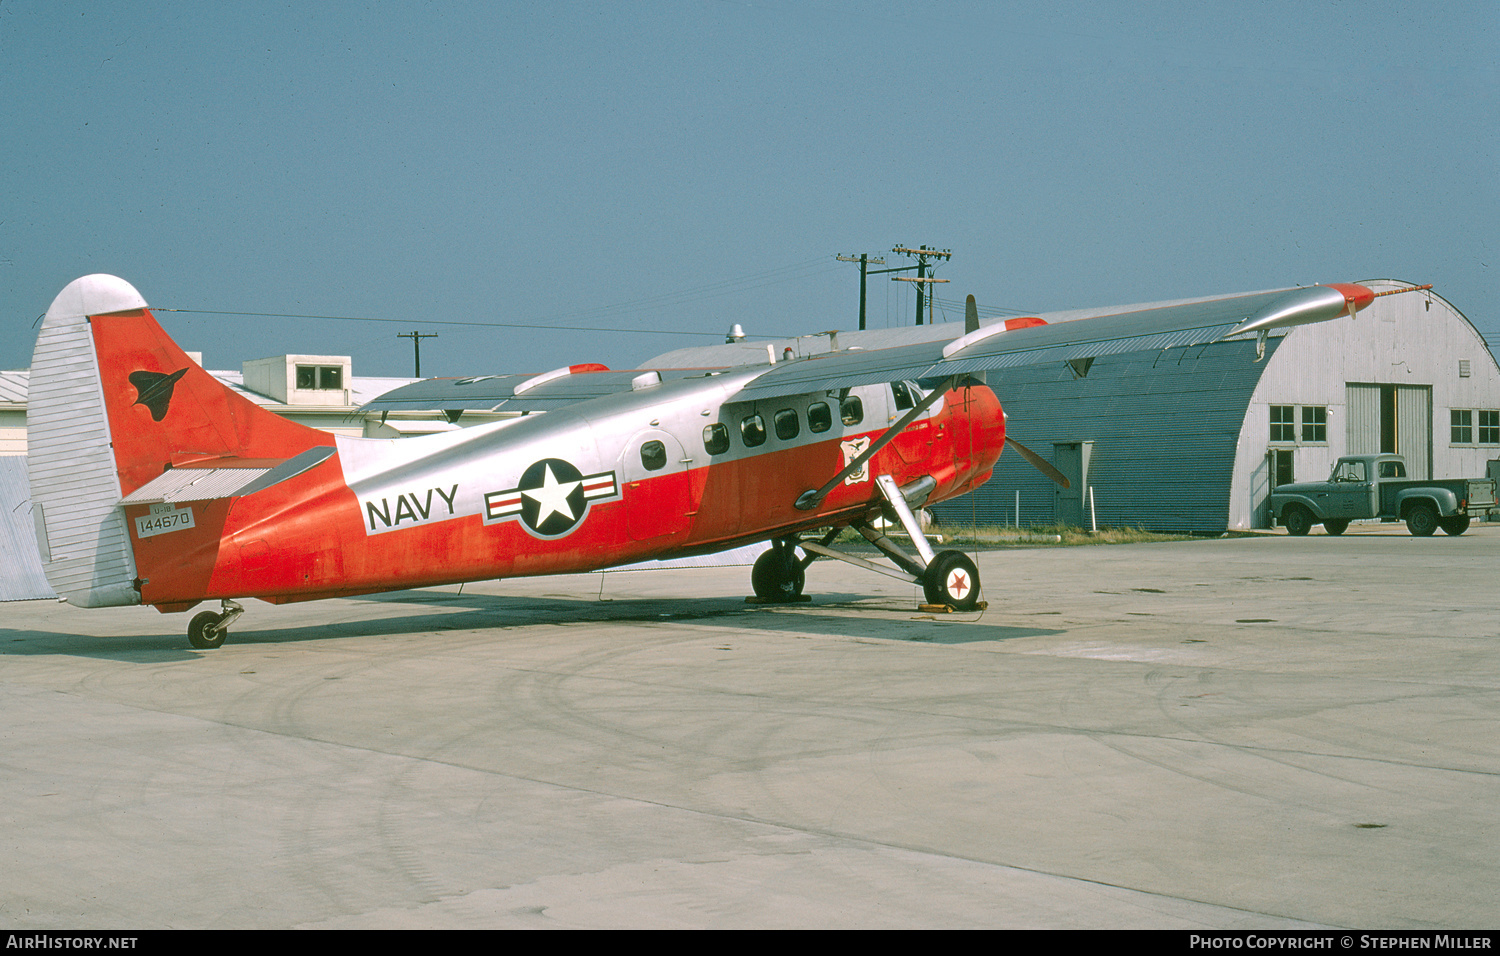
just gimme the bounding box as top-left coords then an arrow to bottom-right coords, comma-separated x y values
188,611 -> 227,649
1323,519 -> 1349,536
923,550 -> 981,611
1283,506 -> 1313,537
1406,502 -> 1438,537
752,545 -> 805,601
1440,515 -> 1471,536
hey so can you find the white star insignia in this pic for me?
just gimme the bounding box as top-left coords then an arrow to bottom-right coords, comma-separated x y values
523,464 -> 581,526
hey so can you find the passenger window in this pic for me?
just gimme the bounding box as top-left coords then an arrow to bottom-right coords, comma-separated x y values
807,402 -> 832,433
741,414 -> 766,447
703,423 -> 730,455
1380,461 -> 1405,479
774,409 -> 799,441
640,440 -> 667,471
841,396 -> 863,426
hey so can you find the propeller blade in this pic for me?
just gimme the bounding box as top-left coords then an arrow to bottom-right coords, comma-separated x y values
1006,436 -> 1070,488
965,294 -> 979,334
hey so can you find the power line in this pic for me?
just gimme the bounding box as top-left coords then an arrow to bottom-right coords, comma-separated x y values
157,308 -> 731,337
158,255 -> 844,338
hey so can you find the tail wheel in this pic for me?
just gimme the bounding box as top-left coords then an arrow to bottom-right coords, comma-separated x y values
923,550 -> 981,611
752,544 -> 805,602
188,611 -> 228,649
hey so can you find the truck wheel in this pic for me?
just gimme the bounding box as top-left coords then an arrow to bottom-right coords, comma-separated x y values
1439,515 -> 1470,536
1323,519 -> 1349,536
1406,502 -> 1438,537
1283,506 -> 1312,537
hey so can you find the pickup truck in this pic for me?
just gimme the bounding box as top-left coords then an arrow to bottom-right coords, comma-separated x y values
1270,454 -> 1497,537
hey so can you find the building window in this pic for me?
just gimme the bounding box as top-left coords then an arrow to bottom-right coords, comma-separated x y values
1301,406 -> 1327,443
1481,410 -> 1500,445
1270,405 -> 1295,442
296,365 -> 343,390
1451,409 -> 1473,444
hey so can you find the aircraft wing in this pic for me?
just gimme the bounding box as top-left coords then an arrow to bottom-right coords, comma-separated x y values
728,284 -> 1366,403
362,284 -> 1369,413
363,366 -> 718,415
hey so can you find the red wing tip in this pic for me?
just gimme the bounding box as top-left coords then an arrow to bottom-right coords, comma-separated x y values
1325,283 -> 1376,315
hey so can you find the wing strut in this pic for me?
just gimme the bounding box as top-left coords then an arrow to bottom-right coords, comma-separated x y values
794,375 -> 959,511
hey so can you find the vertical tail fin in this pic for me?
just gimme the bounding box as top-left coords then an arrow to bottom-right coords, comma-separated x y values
27,275 -> 329,607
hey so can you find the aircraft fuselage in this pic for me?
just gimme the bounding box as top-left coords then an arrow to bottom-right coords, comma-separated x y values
122,366 -> 1005,609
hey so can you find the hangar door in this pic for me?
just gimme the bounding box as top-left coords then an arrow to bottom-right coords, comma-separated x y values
1346,384 -> 1431,479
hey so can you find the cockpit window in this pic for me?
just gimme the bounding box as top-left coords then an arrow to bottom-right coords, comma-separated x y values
891,381 -> 915,411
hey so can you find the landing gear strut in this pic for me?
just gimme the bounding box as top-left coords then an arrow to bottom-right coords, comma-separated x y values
187,599 -> 244,649
766,472 -> 985,612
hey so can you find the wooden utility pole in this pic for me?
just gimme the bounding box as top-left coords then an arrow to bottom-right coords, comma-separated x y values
397,330 -> 438,377
890,246 -> 952,325
837,253 -> 886,330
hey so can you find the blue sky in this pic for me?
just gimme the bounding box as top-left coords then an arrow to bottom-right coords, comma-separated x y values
3,1 -> 1495,378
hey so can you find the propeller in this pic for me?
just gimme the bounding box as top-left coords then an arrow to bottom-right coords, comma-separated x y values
1006,435 -> 1070,488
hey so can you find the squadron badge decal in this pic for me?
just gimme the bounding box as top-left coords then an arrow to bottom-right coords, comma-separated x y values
484,458 -> 618,538
128,368 -> 189,422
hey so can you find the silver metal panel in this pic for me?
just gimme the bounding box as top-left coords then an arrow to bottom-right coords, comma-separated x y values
1346,384 -> 1381,456
0,457 -> 56,601
1398,385 -> 1432,480
120,467 -> 273,505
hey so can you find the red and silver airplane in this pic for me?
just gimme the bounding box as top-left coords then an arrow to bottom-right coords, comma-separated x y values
26,274 -> 1374,647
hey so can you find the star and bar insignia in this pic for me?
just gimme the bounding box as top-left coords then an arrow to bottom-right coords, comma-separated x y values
484,458 -> 618,538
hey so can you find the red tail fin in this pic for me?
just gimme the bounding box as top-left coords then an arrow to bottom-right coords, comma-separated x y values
28,275 -> 328,606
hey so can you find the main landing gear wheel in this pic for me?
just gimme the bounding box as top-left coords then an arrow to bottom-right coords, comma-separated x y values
1323,518 -> 1349,536
752,544 -> 806,602
923,550 -> 981,611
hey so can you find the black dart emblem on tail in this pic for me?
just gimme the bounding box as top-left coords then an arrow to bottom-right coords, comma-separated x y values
128,368 -> 188,422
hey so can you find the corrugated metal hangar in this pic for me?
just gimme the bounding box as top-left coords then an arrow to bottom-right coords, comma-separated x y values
929,279 -> 1500,533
